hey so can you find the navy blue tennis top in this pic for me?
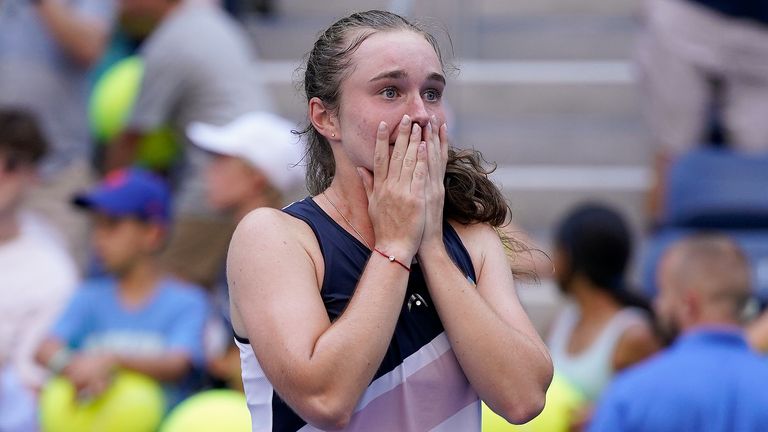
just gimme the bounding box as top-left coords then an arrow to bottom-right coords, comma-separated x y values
235,197 -> 482,432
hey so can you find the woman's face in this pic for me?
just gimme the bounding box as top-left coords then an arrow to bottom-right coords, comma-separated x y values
333,30 -> 447,172
205,154 -> 260,212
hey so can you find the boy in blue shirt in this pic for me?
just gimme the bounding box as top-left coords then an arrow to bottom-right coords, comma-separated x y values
35,167 -> 209,405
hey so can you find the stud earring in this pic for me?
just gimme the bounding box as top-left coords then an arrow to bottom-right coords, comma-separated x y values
331,133 -> 336,138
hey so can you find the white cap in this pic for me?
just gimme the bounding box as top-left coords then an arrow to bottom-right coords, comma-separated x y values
187,112 -> 306,195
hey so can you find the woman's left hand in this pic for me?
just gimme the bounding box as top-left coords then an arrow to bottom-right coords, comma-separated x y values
418,116 -> 449,253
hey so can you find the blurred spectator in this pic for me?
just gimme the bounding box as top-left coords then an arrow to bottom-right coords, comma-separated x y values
589,233 -> 768,432
636,0 -> 768,223
548,204 -> 660,404
107,0 -> 274,289
35,168 -> 209,407
0,109 -> 78,432
187,111 -> 305,389
0,0 -> 117,268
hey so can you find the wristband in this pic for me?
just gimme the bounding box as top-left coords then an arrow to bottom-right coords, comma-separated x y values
374,248 -> 411,272
46,348 -> 72,375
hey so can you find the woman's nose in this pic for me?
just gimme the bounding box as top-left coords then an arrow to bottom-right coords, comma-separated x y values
408,95 -> 430,129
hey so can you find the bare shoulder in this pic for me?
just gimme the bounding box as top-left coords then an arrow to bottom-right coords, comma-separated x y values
228,207 -> 326,338
448,221 -> 503,256
613,319 -> 661,371
235,207 -> 308,237
231,207 -> 317,252
446,221 -> 509,281
228,206 -> 324,289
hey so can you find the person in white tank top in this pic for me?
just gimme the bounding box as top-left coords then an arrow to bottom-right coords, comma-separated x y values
547,204 -> 661,408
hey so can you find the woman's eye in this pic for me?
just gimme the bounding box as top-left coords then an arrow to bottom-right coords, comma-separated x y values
382,88 -> 397,99
424,89 -> 442,102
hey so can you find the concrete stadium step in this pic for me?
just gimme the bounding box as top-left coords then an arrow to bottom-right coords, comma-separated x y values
448,80 -> 640,118
462,15 -> 640,60
245,0 -> 643,60
246,14 -> 641,61
454,114 -> 651,166
501,188 -> 648,241
474,0 -> 640,17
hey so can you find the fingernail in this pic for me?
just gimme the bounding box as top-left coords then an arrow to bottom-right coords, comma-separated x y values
378,121 -> 387,131
412,124 -> 421,135
431,115 -> 437,126
401,114 -> 410,126
426,122 -> 432,133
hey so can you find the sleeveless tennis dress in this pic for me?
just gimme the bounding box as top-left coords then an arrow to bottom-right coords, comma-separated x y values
235,198 -> 481,431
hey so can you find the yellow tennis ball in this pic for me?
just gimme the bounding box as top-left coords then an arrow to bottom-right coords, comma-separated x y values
137,127 -> 180,170
40,371 -> 166,432
89,56 -> 180,169
482,373 -> 586,432
90,56 -> 143,142
160,389 -> 251,432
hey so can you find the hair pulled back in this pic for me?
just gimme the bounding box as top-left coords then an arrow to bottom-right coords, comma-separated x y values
298,10 -> 508,226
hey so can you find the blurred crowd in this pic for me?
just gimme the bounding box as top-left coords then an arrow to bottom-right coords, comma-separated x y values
1,0 -> 767,431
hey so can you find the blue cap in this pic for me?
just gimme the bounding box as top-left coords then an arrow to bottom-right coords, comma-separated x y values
73,167 -> 171,225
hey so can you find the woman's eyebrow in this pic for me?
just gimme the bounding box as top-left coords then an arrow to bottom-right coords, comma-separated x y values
426,72 -> 446,86
369,70 -> 407,82
368,70 -> 446,85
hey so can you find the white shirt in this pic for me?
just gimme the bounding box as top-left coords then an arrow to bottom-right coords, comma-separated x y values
0,212 -> 78,388
547,301 -> 648,401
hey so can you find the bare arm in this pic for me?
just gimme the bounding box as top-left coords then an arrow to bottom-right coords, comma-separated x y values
37,337 -> 191,383
419,224 -> 553,424
229,211 -> 411,429
35,338 -> 65,369
612,323 -> 661,371
34,1 -> 111,66
230,116 -> 428,429
113,353 -> 191,381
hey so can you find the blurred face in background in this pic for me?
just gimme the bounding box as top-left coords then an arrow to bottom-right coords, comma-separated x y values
91,213 -> 163,276
204,154 -> 264,213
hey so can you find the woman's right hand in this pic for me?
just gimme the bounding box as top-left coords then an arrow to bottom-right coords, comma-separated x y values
358,114 -> 428,260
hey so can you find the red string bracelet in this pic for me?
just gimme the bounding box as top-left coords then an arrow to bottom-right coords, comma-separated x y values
373,248 -> 411,272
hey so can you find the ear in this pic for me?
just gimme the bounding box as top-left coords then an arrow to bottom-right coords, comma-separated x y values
681,289 -> 701,323
145,223 -> 166,252
309,97 -> 340,142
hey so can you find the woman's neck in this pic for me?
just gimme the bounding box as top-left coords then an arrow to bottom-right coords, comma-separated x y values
570,278 -> 622,320
324,165 -> 375,247
118,258 -> 162,307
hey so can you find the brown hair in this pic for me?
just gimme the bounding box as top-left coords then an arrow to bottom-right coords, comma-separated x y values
297,10 -> 508,227
0,108 -> 48,165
